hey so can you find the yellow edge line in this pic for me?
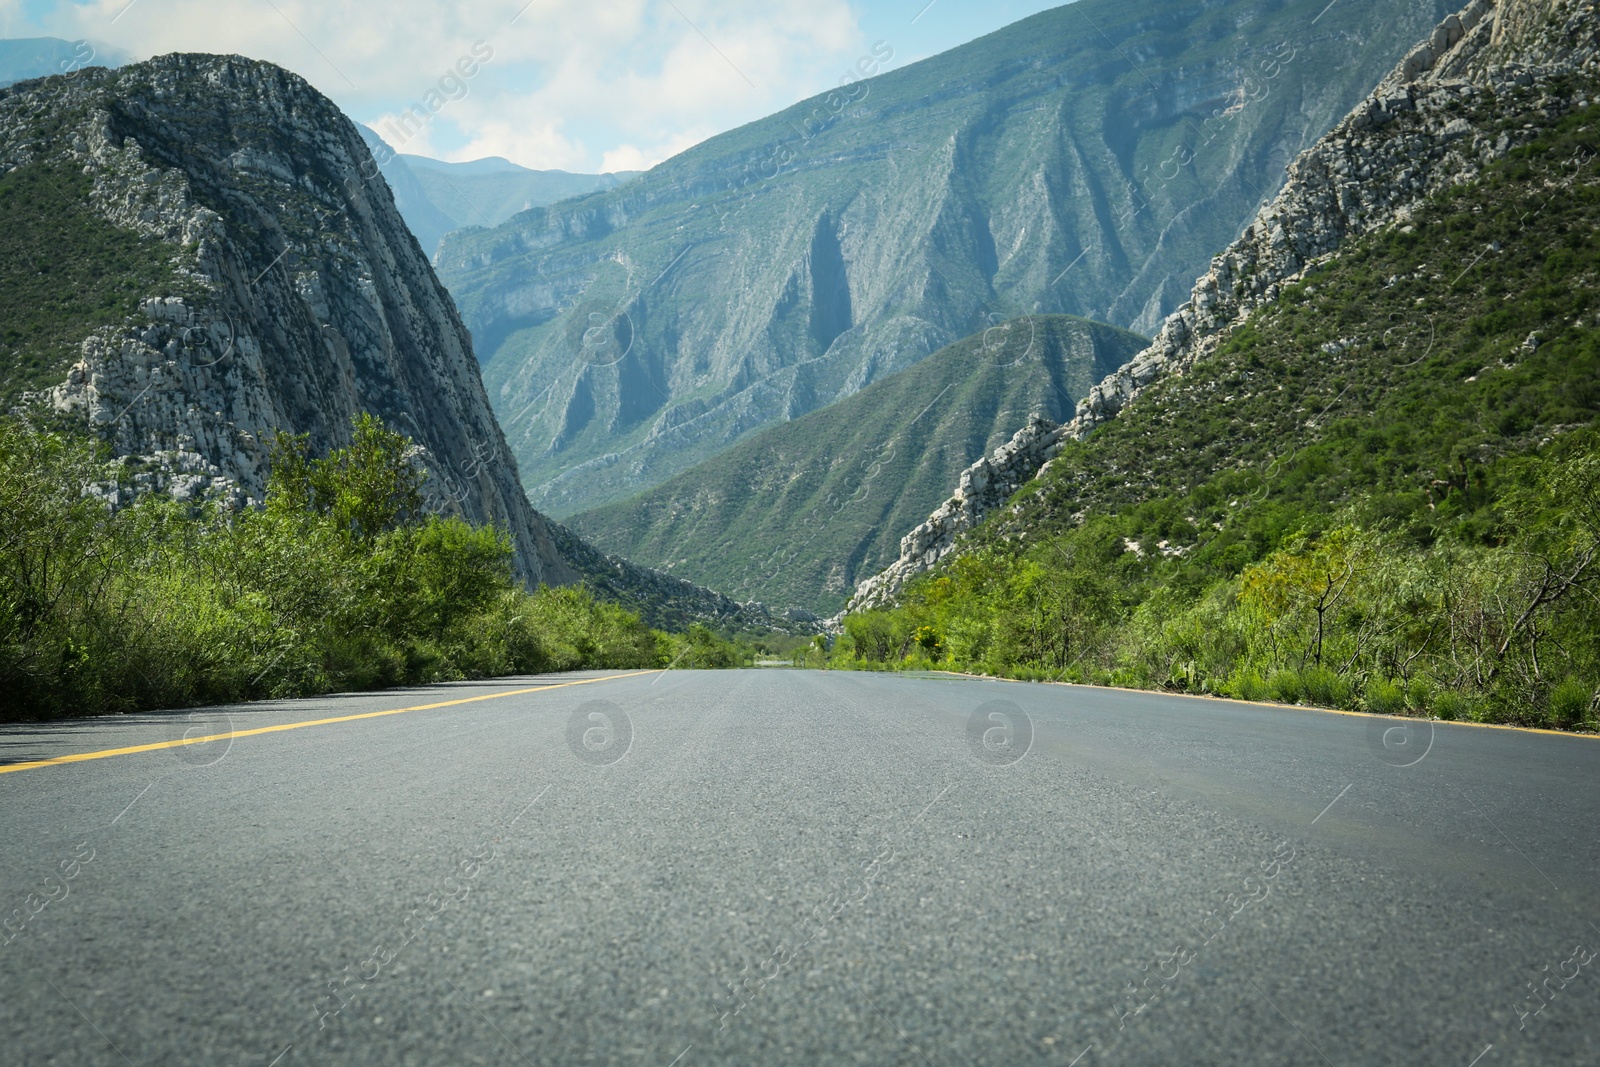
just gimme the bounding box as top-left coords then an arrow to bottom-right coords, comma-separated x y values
0,671 -> 658,776
922,670 -> 1600,741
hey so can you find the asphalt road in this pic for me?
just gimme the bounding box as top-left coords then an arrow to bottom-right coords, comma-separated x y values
1,669 -> 1597,1066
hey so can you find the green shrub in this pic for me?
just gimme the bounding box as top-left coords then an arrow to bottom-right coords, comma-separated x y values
913,624 -> 944,657
1549,677 -> 1594,728
0,414 -> 683,721
1267,669 -> 1303,704
842,610 -> 897,663
670,623 -> 745,669
1432,690 -> 1470,721
1364,677 -> 1406,715
1301,666 -> 1353,708
1226,667 -> 1270,702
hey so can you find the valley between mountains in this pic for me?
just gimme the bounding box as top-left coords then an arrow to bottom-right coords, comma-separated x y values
2,2 -> 1599,1064
1,0 -> 1596,737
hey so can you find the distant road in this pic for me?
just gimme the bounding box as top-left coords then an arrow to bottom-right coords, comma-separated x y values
2,670 -> 1596,1065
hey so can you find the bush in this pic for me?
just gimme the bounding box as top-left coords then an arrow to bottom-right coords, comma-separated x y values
670,623 -> 746,669
1301,666 -> 1353,708
0,414 -> 683,720
1432,690 -> 1470,721
1364,677 -> 1407,715
1267,669 -> 1303,704
913,625 -> 944,657
1549,677 -> 1594,728
1226,667 -> 1270,702
843,610 -> 898,663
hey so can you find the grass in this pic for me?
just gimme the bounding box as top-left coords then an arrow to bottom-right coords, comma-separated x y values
0,161 -> 185,403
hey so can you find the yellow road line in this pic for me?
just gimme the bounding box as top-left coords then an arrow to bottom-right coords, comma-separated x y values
0,671 -> 656,776
924,670 -> 1600,741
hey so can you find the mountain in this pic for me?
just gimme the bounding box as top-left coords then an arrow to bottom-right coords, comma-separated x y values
355,126 -> 460,260
436,0 -> 1454,518
830,0 -> 1600,730
0,53 -> 791,631
0,37 -> 129,87
357,126 -> 637,259
850,0 -> 1600,610
568,315 -> 1145,613
399,153 -> 639,238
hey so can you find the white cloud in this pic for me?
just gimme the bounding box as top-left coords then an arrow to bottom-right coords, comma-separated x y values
597,129 -> 714,174
24,0 -> 868,172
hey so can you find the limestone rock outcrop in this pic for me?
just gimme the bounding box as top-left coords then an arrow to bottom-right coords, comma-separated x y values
0,54 -> 575,587
847,415 -> 1069,611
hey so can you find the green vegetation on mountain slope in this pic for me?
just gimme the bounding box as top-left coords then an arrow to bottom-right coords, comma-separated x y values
0,412 -> 753,721
828,97 -> 1600,730
0,160 -> 185,404
440,0 -> 1450,518
568,315 -> 1145,614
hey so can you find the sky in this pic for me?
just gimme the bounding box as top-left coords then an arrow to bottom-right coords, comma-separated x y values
0,0 -> 1070,173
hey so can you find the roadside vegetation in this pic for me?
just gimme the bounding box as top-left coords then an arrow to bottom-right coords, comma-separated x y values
0,412 -> 750,720
825,101 -> 1600,731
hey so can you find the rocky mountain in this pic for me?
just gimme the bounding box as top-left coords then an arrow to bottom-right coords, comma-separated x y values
358,125 -> 638,260
846,412 -> 1080,612
400,154 -> 639,250
568,315 -> 1145,613
437,0 -> 1453,518
0,53 -> 788,631
849,0 -> 1600,611
355,125 -> 461,262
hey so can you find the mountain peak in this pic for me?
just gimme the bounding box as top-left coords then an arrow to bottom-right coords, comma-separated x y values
0,50 -> 789,629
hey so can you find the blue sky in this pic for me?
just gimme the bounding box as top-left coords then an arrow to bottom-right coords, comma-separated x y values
0,0 -> 1072,172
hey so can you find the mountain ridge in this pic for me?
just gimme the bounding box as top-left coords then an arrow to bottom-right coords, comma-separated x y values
811,0 -> 1599,739
438,0 -> 1453,518
357,125 -> 639,260
567,314 -> 1147,613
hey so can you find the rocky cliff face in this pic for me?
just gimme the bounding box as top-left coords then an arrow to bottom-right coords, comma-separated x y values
847,414 -> 1073,612
849,0 -> 1599,611
1065,0 -> 1596,437
438,0 -> 1453,518
0,54 -> 571,586
0,54 -> 790,630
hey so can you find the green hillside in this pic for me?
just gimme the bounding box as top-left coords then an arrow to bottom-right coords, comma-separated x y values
835,96 -> 1600,730
568,315 -> 1146,613
439,0 -> 1451,517
0,160 -> 184,404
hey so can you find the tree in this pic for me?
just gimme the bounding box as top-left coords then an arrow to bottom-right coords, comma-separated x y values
266,413 -> 425,541
1238,526 -> 1368,671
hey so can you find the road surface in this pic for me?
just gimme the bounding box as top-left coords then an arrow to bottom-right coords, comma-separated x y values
1,669 -> 1596,1065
